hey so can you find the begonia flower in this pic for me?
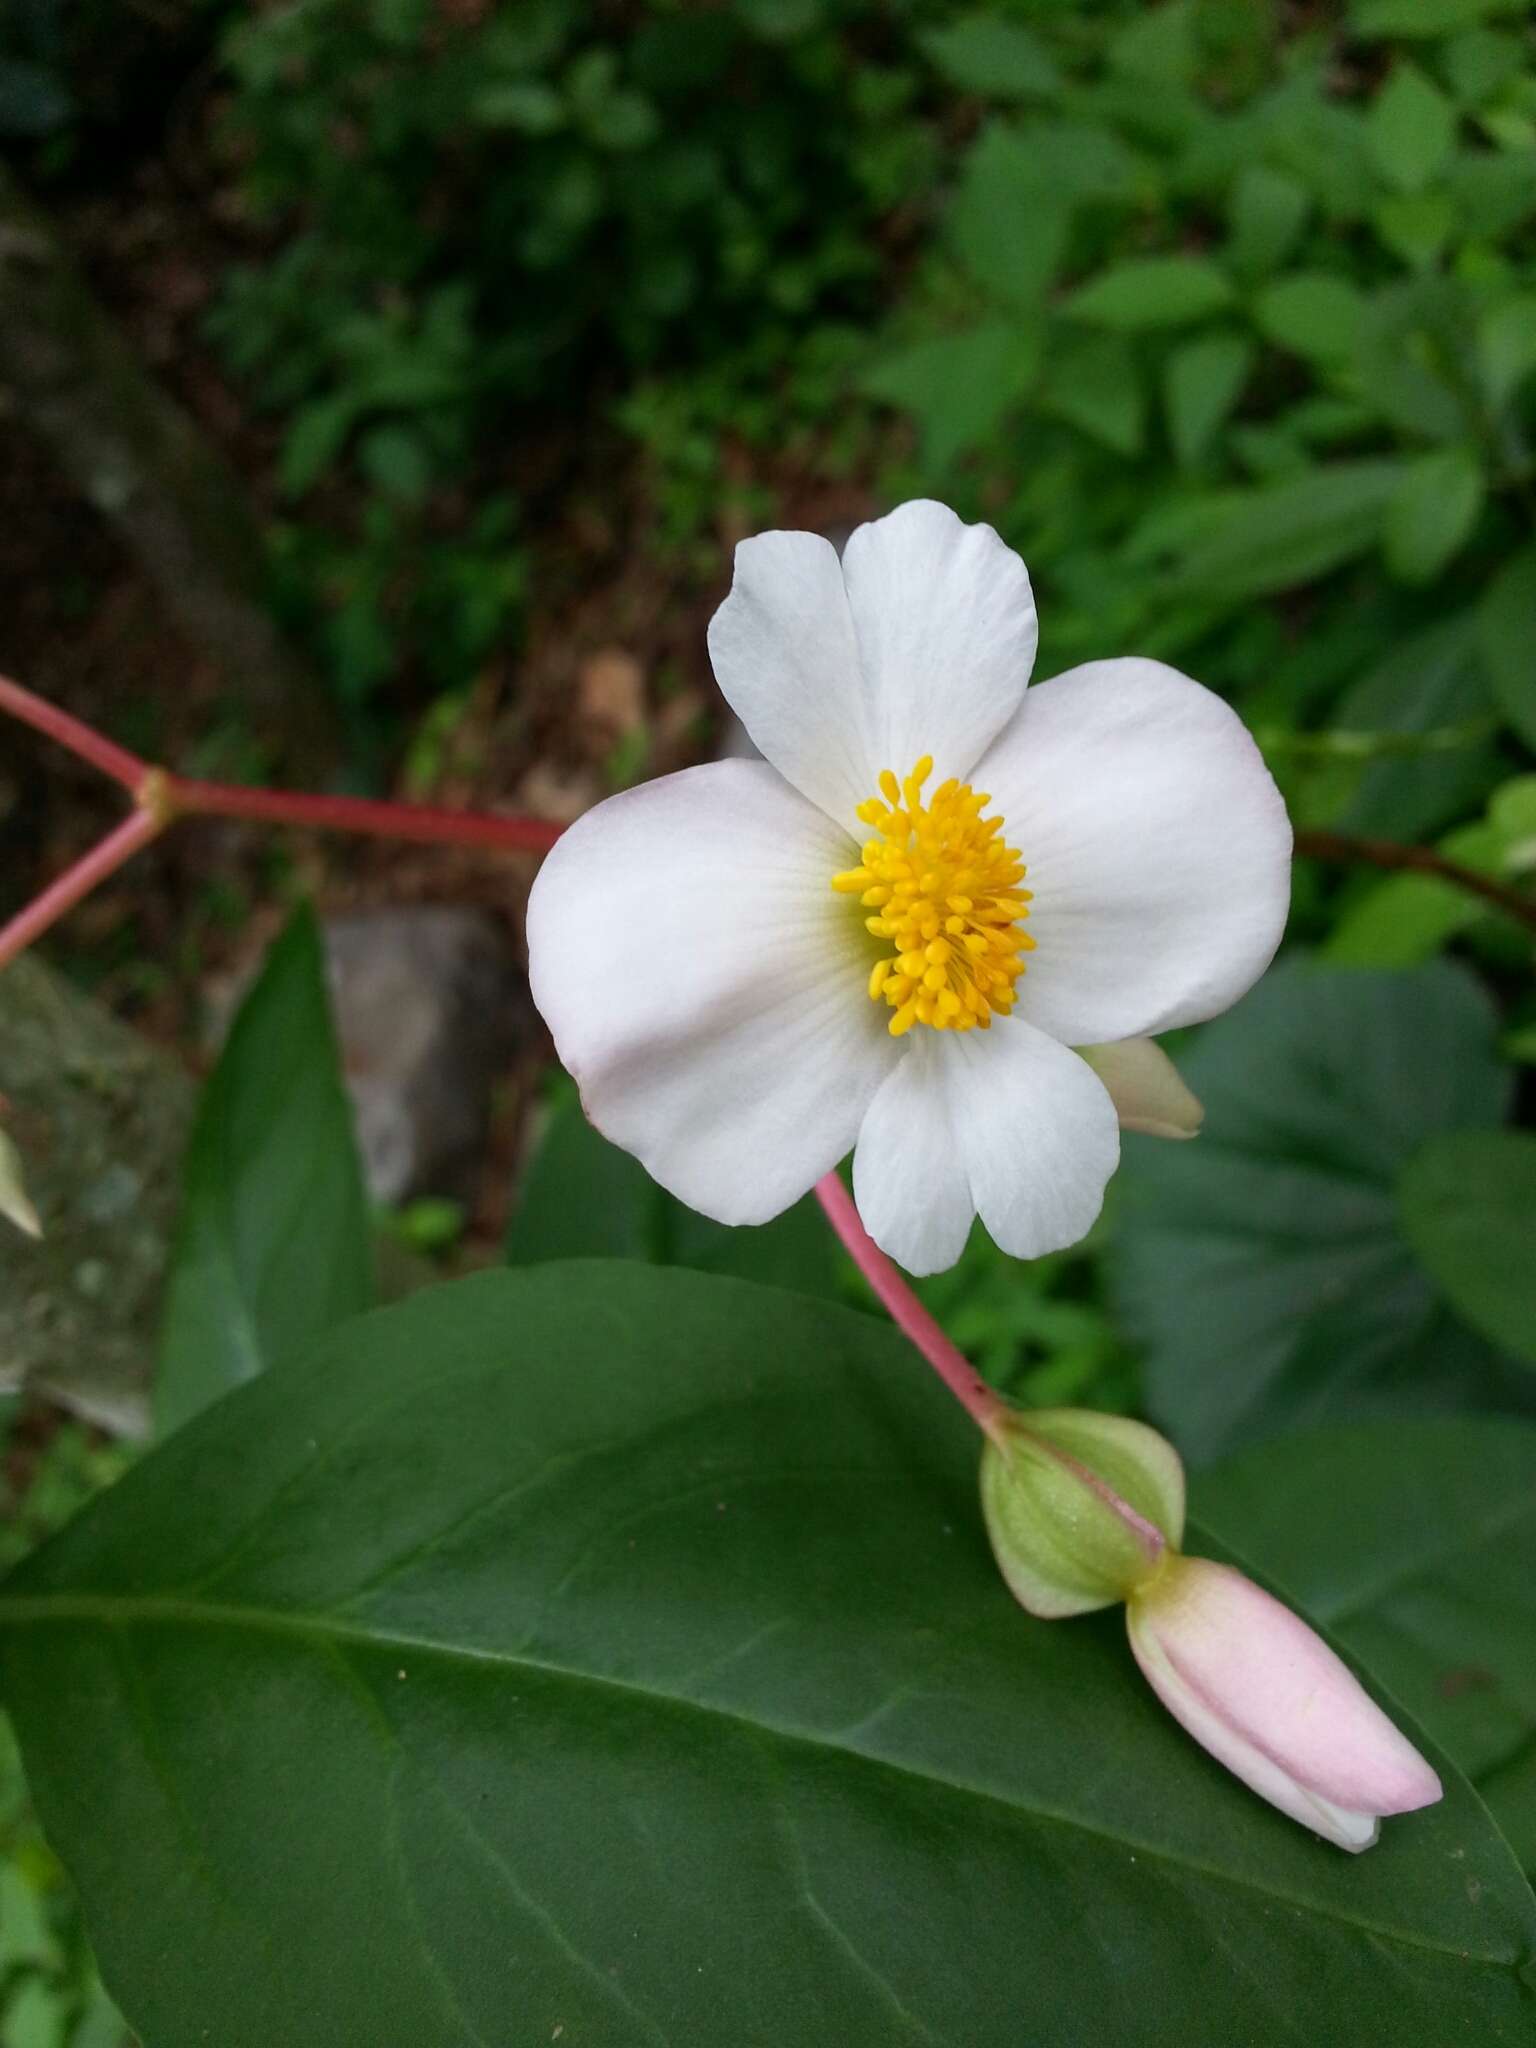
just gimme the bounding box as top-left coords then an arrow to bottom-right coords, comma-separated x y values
528,500 -> 1290,1274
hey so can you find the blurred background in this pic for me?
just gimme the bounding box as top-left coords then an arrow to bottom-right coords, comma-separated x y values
2,0 -> 1535,2036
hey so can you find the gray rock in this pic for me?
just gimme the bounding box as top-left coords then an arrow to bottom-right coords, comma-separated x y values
323,908 -> 528,1205
0,956 -> 194,1435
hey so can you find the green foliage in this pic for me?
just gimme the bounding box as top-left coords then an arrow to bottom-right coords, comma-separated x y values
155,908 -> 374,1437
8,5 -> 1536,2032
1399,1131 -> 1536,1363
0,1425 -> 133,2048
1194,1417 -> 1536,1874
207,0 -> 937,707
1324,770 -> 1536,965
509,1088 -> 1135,1413
1110,958 -> 1534,1465
506,1084 -> 841,1300
856,0 -> 1536,827
4,1267 -> 1534,2046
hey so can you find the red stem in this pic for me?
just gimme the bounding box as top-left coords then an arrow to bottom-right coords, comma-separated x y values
0,674 -> 147,790
814,1171 -> 1011,1444
0,810 -> 164,972
168,778 -> 565,854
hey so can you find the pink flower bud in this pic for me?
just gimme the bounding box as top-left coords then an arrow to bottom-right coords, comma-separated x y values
1127,1556 -> 1442,1852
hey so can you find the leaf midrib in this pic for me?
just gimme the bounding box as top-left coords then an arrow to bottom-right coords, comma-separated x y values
0,1588 -> 1525,1974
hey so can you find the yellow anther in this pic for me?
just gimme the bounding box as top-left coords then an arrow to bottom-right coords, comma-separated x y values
832,755 -> 1032,1036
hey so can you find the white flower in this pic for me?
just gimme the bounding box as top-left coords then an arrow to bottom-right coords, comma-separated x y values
527,501 -> 1291,1274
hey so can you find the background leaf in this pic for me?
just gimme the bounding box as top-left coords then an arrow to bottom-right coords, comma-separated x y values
1478,544 -> 1536,751
920,16 -> 1061,100
154,908 -> 374,1437
1333,615 -> 1501,842
505,1087 -> 842,1300
1350,0 -> 1523,38
1383,447 -> 1485,585
1065,257 -> 1234,332
1110,958 -> 1533,1464
1225,164 -> 1310,281
4,1266 -> 1534,2047
1162,331 -> 1253,468
1196,1417 -> 1536,1875
1399,1130 -> 1536,1364
1150,460 -> 1404,602
1367,64 -> 1459,193
1253,272 -> 1368,363
861,322 -> 1036,466
949,124 -> 1070,308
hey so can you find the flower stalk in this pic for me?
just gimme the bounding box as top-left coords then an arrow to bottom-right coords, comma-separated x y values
0,670 -> 563,976
812,1170 -> 1013,1443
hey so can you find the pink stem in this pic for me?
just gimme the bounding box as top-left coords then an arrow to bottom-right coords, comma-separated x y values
814,1171 -> 1011,1443
0,674 -> 148,790
168,778 -> 565,854
813,1171 -> 1164,1558
0,809 -> 164,971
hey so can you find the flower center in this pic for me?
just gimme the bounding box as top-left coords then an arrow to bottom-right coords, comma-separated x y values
831,755 -> 1034,1037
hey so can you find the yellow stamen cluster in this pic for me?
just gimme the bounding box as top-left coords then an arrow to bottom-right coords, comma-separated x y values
832,756 -> 1034,1037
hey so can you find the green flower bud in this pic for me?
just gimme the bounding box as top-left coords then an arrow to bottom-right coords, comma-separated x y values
980,1408 -> 1186,1619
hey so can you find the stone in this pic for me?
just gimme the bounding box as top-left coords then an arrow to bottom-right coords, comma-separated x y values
0,955 -> 193,1435
322,907 -> 528,1206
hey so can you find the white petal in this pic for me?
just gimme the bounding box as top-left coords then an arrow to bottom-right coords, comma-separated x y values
1079,1038 -> 1203,1139
706,529 -> 873,828
852,1036 -> 976,1278
707,502 -> 1037,832
840,501 -> 1037,794
975,659 -> 1292,1046
945,1022 -> 1121,1262
852,1021 -> 1120,1275
527,759 -> 896,1225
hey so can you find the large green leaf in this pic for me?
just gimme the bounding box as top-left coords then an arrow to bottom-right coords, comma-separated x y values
1399,1131 -> 1536,1365
154,909 -> 374,1436
1196,1418 -> 1536,1875
506,1087 -> 842,1301
1110,959 -> 1533,1463
2,1267 -> 1533,2046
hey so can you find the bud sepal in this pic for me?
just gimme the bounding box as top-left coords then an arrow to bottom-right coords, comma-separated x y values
980,1407 -> 1184,1619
